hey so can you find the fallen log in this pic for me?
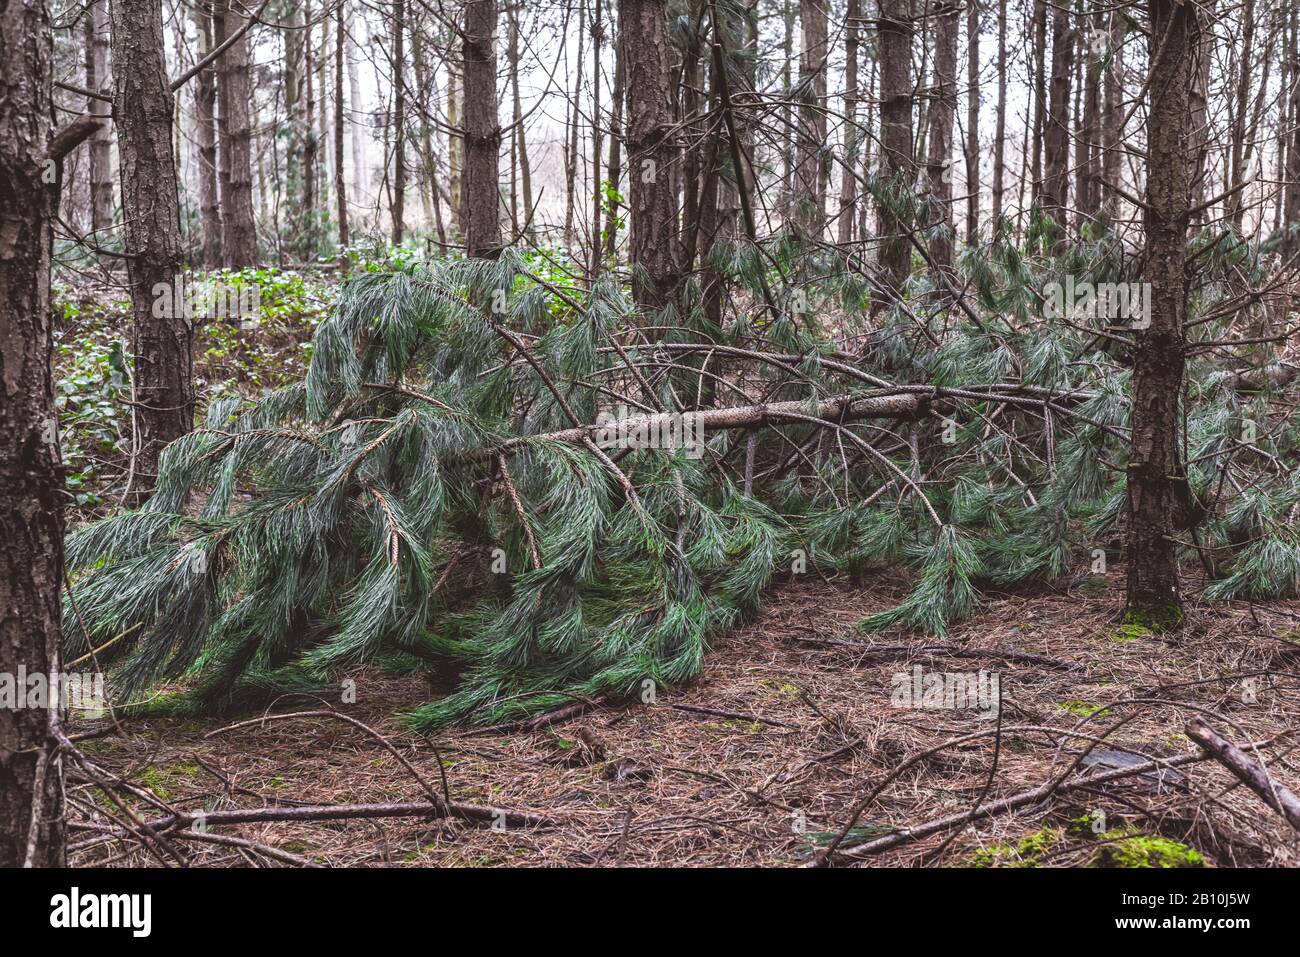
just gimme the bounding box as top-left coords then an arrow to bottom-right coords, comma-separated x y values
1185,718 -> 1300,830
145,800 -> 556,832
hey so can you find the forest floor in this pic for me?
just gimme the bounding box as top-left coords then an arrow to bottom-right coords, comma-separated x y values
68,573 -> 1300,867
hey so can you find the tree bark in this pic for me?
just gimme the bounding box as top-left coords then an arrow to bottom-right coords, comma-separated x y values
964,0 -> 979,241
621,0 -> 679,310
837,0 -> 860,244
461,0 -> 502,259
926,0 -> 958,273
991,0 -> 1007,224
1042,2 -> 1073,249
1125,0 -> 1200,628
191,0 -> 223,268
794,0 -> 829,235
214,0 -> 258,266
111,0 -> 195,489
390,0 -> 407,245
876,0 -> 915,311
0,0 -> 66,869
86,0 -> 114,236
335,3 -> 350,257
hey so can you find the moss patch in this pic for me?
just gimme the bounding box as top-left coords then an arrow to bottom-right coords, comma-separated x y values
1056,699 -> 1111,718
1092,834 -> 1204,869
969,826 -> 1063,867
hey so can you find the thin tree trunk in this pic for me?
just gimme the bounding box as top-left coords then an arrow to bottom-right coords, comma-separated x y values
391,0 -> 407,245
86,0 -> 114,235
1126,0 -> 1200,628
1076,3 -> 1103,225
927,0 -> 958,273
462,0 -> 502,258
412,12 -> 447,246
1101,6 -> 1125,217
1228,0 -> 1255,229
876,0 -> 915,311
1030,0 -> 1047,206
590,0 -> 604,274
991,0 -> 1007,224
794,0 -> 828,235
346,3 -> 367,206
964,0 -> 979,241
564,0 -> 585,246
837,0 -> 860,244
604,15 -> 625,257
335,2 -> 350,257
192,0 -> 223,268
0,0 -> 66,869
214,0 -> 258,265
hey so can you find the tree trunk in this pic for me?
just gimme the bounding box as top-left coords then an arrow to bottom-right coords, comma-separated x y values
461,0 -> 502,259
335,3 -> 350,257
604,15 -> 625,257
837,0 -> 860,244
1125,0 -> 1200,628
1101,7 -> 1125,217
214,0 -> 258,266
564,0 -> 584,247
990,0 -> 1007,224
86,0 -> 114,235
0,0 -> 66,869
1227,0 -> 1254,229
1042,3 -> 1073,249
1030,0 -> 1046,207
111,0 -> 195,489
964,0 -> 979,242
390,0 -> 407,245
1076,4 -> 1103,225
589,0 -> 604,275
621,0 -> 679,310
926,0 -> 958,273
876,0 -> 915,310
346,3 -> 368,207
192,0 -> 223,268
794,0 -> 828,235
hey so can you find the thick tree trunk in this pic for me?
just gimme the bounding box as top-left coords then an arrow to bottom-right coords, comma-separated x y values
0,0 -> 66,869
461,0 -> 502,259
926,0 -> 958,273
794,0 -> 828,235
1042,3 -> 1073,249
111,0 -> 195,489
876,0 -> 914,311
214,0 -> 258,266
621,0 -> 678,310
86,0 -> 114,235
1125,0 -> 1200,628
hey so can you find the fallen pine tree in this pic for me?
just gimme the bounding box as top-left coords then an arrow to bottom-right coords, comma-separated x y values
62,240 -> 1300,727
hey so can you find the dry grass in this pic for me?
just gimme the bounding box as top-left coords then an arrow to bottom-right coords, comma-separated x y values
68,571 -> 1300,867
